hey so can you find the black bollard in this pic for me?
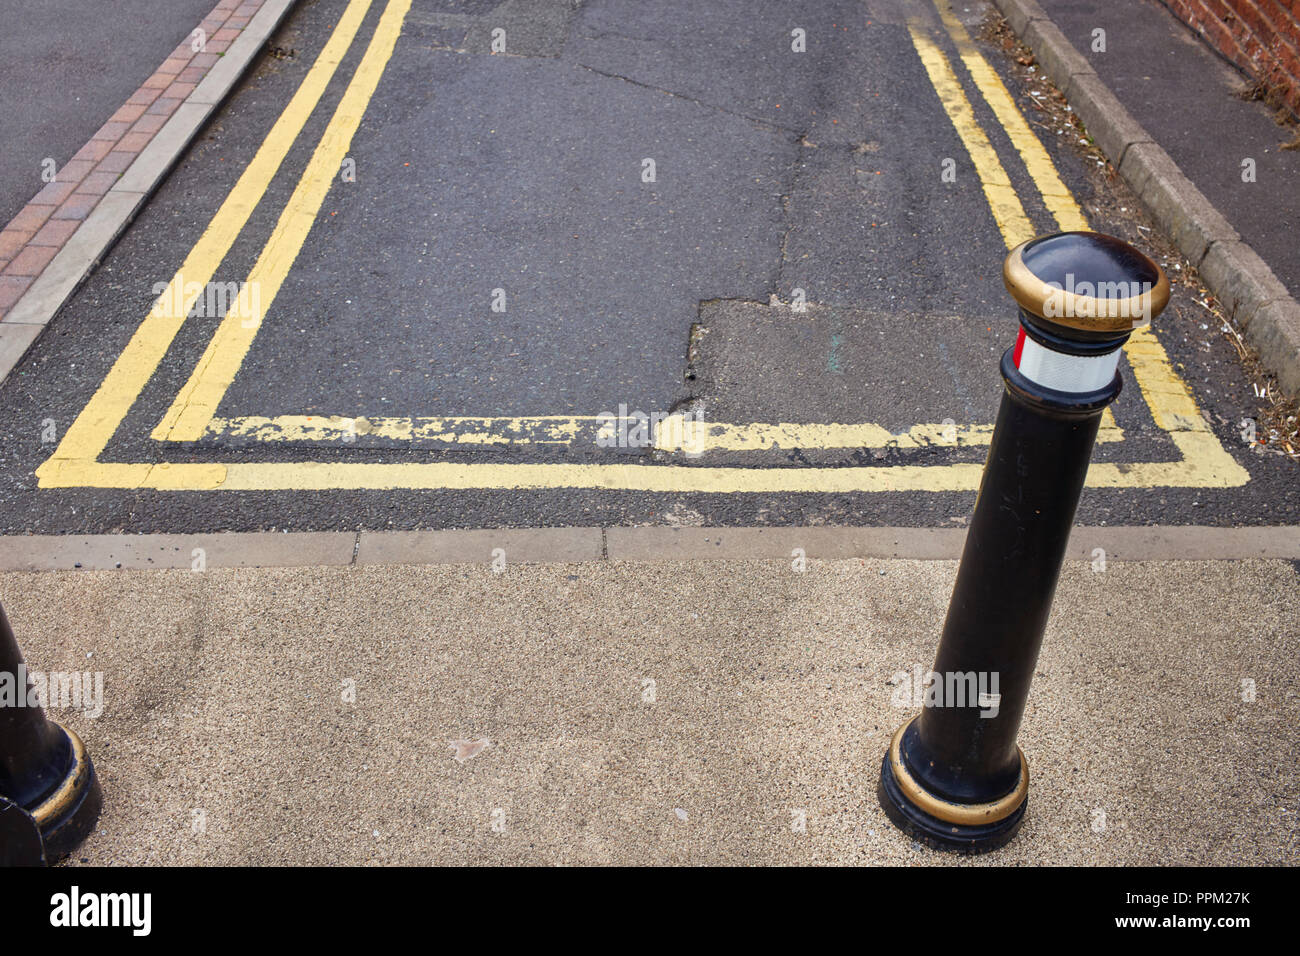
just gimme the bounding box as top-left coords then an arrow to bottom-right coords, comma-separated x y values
877,232 -> 1169,853
0,601 -> 102,864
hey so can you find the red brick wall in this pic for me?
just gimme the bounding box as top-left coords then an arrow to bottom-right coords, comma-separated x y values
1160,0 -> 1300,117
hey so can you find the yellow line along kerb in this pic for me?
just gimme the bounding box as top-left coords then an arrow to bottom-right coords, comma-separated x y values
154,0 -> 412,441
932,0 -> 1088,233
38,0 -> 377,469
920,3 -> 1246,487
907,21 -> 1035,248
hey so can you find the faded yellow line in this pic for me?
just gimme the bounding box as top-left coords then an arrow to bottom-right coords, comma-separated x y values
206,411 -> 1123,448
908,21 -> 1035,248
155,0 -> 411,441
37,0 -> 375,470
653,412 -> 1122,451
210,415 -> 604,444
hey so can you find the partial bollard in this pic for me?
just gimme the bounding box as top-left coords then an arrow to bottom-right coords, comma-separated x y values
877,231 -> 1169,853
0,601 -> 102,864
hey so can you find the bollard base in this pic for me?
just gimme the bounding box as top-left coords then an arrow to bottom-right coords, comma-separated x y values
0,797 -> 46,865
877,751 -> 1025,854
28,724 -> 103,863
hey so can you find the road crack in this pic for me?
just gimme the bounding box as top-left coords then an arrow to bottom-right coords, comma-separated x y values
572,62 -> 802,136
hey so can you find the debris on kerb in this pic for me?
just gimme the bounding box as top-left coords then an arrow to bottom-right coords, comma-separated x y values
877,231 -> 1170,854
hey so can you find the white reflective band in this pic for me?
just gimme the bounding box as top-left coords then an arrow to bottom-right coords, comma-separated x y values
1014,331 -> 1119,393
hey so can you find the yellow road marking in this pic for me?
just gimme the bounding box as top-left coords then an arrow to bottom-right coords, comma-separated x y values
155,0 -> 411,441
917,6 -> 1247,487
35,2 -> 1245,492
652,411 -> 1122,451
209,415 -> 603,444
932,0 -> 1088,232
33,454 -> 1228,492
204,410 -> 1122,447
1122,326 -> 1217,435
907,22 -> 1035,247
38,0 -> 375,468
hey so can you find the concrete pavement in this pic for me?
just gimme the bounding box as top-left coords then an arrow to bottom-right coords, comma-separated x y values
4,552 -> 1295,865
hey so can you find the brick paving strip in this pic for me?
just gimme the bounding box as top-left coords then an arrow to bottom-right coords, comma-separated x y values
0,0 -> 299,383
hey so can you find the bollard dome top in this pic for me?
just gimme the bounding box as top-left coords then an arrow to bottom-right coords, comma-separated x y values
1003,231 -> 1170,333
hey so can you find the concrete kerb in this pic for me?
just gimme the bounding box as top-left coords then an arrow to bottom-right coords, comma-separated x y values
0,533 -> 356,572
354,528 -> 604,566
1022,19 -> 1092,103
1064,73 -> 1152,173
992,0 -> 1300,397
111,102 -> 220,197
1245,299 -> 1300,395
0,527 -> 1297,571
998,0 -> 1047,38
2,191 -> 143,328
1117,143 -> 1239,267
1198,240 -> 1294,322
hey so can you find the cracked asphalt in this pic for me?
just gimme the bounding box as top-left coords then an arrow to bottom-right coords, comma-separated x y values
0,0 -> 1295,533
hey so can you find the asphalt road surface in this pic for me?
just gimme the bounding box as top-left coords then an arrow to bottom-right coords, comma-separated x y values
2,0 -> 1294,533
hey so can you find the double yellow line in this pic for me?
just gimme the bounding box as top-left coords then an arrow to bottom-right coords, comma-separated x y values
154,0 -> 410,442
912,2 -> 1088,240
906,0 -> 1245,488
36,0 -> 1245,491
40,0 -> 408,477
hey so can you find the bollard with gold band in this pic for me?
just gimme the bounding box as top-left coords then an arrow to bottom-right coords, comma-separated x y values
877,231 -> 1169,853
0,601 -> 102,864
